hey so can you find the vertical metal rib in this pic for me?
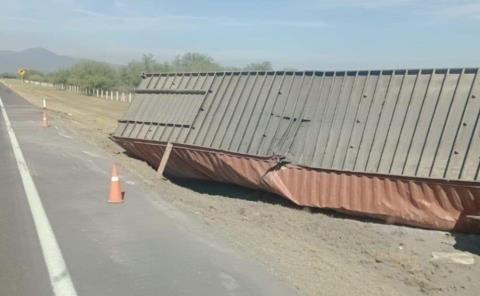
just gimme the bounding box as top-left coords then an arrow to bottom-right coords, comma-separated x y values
373,71 -> 403,172
401,70 -> 433,175
429,69 -> 463,177
388,70 -> 419,173
364,71 -> 393,170
341,71 -> 370,170
414,69 -> 448,176
353,71 -> 382,171
444,70 -> 477,178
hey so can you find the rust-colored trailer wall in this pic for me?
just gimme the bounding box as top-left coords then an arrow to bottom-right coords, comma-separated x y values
113,139 -> 480,232
113,68 -> 480,232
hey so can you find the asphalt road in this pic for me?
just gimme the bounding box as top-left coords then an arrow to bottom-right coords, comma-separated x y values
0,83 -> 297,296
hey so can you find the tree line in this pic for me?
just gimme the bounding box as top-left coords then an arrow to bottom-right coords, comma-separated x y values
17,53 -> 273,91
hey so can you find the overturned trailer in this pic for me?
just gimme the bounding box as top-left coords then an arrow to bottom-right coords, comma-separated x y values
113,68 -> 480,232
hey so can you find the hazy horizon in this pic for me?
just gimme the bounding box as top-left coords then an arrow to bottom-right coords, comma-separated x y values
1,1 -> 480,70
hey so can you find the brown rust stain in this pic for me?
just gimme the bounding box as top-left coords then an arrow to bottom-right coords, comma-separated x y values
113,136 -> 480,233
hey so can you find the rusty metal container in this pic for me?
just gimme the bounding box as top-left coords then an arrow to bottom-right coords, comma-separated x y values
113,69 -> 480,232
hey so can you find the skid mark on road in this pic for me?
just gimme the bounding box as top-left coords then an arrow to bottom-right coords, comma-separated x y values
0,97 -> 78,296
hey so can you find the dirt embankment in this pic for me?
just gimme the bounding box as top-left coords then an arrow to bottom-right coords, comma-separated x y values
4,79 -> 479,296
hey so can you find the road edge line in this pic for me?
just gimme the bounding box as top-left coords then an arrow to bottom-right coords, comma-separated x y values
0,97 -> 78,296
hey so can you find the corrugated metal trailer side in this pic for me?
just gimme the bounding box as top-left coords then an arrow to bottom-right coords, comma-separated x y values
115,68 -> 480,181
113,68 -> 480,232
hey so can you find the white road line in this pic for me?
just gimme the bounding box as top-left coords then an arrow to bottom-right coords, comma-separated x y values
0,97 -> 78,296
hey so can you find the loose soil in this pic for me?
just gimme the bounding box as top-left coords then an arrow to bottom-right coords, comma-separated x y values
4,79 -> 479,296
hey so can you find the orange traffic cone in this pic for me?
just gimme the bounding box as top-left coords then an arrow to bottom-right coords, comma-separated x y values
42,111 -> 48,128
108,164 -> 124,203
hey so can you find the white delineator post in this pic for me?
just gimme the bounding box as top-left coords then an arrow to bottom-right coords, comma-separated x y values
43,98 -> 47,109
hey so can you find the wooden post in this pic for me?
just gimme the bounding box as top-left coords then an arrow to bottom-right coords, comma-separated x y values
156,143 -> 173,178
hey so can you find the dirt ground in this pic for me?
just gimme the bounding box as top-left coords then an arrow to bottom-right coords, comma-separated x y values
3,79 -> 480,296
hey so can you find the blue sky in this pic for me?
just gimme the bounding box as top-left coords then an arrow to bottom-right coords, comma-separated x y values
1,0 -> 479,69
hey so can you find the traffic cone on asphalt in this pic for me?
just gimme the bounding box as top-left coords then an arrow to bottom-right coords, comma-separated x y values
42,111 -> 48,128
108,164 -> 124,203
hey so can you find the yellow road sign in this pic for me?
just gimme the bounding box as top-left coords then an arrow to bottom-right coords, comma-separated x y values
17,68 -> 27,78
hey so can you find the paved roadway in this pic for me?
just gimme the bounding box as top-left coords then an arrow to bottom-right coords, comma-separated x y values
0,83 -> 297,296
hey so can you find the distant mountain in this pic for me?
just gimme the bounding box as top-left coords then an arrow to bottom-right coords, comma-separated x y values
0,47 -> 80,74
